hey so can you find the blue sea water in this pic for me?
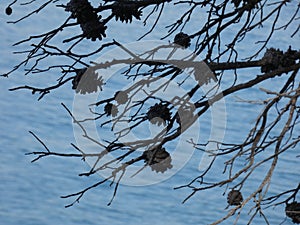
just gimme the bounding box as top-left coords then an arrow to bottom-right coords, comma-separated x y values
0,1 -> 299,225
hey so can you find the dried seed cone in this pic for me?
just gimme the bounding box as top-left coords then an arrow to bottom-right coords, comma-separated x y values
146,103 -> 171,126
114,91 -> 129,105
174,32 -> 191,48
104,103 -> 118,117
227,190 -> 243,206
143,147 -> 173,173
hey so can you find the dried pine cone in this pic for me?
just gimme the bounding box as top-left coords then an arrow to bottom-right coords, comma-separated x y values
174,32 -> 191,48
286,202 -> 300,224
193,62 -> 218,86
146,103 -> 171,126
261,47 -> 298,73
112,3 -> 142,23
65,0 -> 95,22
6,6 -> 12,15
80,20 -> 107,41
176,107 -> 194,127
227,190 -> 243,206
104,103 -> 118,117
114,91 -> 129,105
65,0 -> 107,41
72,68 -> 104,94
143,147 -> 172,173
72,68 -> 87,90
261,48 -> 283,73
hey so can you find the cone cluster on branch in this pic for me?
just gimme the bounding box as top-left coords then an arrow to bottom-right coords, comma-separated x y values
261,47 -> 299,73
65,0 -> 107,41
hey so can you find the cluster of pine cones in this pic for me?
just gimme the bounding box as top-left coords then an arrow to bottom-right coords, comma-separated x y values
261,47 -> 299,73
65,0 -> 107,41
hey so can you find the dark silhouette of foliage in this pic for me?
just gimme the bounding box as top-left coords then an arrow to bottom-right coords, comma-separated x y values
2,0 -> 300,224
